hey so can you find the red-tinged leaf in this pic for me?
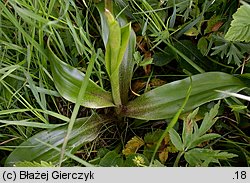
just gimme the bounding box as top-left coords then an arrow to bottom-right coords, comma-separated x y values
124,72 -> 245,120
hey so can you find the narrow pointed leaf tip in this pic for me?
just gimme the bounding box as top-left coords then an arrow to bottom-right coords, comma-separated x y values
124,72 -> 246,120
104,8 -> 115,24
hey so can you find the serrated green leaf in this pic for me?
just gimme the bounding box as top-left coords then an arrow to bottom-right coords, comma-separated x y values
99,151 -> 124,167
122,136 -> 144,156
225,3 -> 250,42
49,50 -> 114,109
5,115 -> 102,166
169,128 -> 183,151
197,37 -> 208,56
144,130 -> 164,144
143,130 -> 164,160
124,72 -> 245,120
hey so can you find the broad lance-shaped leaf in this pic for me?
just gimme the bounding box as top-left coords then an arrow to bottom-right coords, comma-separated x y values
5,115 -> 103,166
124,72 -> 246,120
50,52 -> 114,108
225,3 -> 250,42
